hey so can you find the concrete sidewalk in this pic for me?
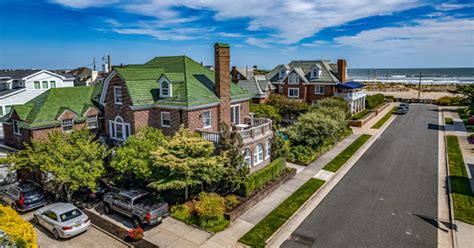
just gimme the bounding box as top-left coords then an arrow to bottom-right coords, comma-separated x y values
443,108 -> 474,248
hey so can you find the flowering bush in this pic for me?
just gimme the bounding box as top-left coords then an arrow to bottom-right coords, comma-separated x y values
467,116 -> 474,125
128,227 -> 144,241
469,134 -> 474,144
0,206 -> 37,248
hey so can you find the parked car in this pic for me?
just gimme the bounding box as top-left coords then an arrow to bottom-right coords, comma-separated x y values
0,181 -> 46,212
34,203 -> 91,239
103,189 -> 169,228
73,180 -> 113,202
395,106 -> 408,114
399,102 -> 409,110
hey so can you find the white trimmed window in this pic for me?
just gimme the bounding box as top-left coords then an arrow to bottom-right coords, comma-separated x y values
288,88 -> 299,98
161,112 -> 171,127
265,139 -> 271,159
231,105 -> 240,124
114,86 -> 122,105
243,149 -> 251,167
160,79 -> 171,97
311,68 -> 320,78
50,81 -> 56,88
87,115 -> 98,129
253,144 -> 264,165
202,110 -> 212,129
279,68 -> 286,79
288,73 -> 299,84
109,116 -> 130,141
34,81 -> 40,89
12,120 -> 20,135
315,86 -> 325,95
42,81 -> 48,89
62,119 -> 74,132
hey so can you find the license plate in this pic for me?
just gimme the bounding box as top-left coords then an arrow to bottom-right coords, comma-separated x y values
74,222 -> 81,227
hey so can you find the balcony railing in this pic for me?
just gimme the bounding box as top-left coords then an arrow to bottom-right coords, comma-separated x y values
197,117 -> 273,145
335,90 -> 366,100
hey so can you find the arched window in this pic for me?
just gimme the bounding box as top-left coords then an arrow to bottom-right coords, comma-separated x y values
265,139 -> 271,159
243,149 -> 252,167
159,78 -> 172,97
254,144 -> 264,165
109,116 -> 130,141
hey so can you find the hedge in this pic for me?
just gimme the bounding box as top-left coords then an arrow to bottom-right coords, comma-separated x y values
239,178 -> 325,247
366,93 -> 385,109
436,96 -> 466,106
351,109 -> 370,120
240,158 -> 286,197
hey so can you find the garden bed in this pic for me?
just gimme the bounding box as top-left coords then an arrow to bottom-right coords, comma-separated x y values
350,103 -> 389,127
82,208 -> 158,248
225,167 -> 296,222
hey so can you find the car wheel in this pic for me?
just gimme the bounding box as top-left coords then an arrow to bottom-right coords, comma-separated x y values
133,217 -> 141,228
52,229 -> 60,240
103,203 -> 112,214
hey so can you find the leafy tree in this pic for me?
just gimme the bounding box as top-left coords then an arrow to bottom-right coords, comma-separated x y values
3,129 -> 109,202
148,127 -> 223,199
250,104 -> 282,123
218,122 -> 248,194
110,127 -> 166,185
267,94 -> 309,120
271,132 -> 289,159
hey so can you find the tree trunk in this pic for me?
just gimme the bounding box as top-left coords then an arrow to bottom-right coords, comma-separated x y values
185,186 -> 188,200
64,185 -> 72,203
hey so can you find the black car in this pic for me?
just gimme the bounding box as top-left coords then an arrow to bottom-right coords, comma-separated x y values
0,181 -> 47,212
73,180 -> 112,202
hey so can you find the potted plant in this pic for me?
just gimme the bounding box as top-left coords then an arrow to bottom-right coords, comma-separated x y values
128,227 -> 144,241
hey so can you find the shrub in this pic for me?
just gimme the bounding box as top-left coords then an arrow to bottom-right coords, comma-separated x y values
352,109 -> 370,120
436,96 -> 467,106
170,203 -> 191,221
310,97 -> 351,119
445,117 -> 454,125
469,134 -> 474,144
240,158 -> 286,197
267,94 -> 309,119
271,132 -> 289,159
365,93 -> 385,109
224,195 -> 240,211
250,104 -> 282,123
287,145 -> 318,165
0,206 -> 37,248
468,116 -> 474,125
128,228 -> 144,241
195,192 -> 229,232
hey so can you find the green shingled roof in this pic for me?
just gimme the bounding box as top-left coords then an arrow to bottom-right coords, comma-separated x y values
114,56 -> 252,107
11,85 -> 101,129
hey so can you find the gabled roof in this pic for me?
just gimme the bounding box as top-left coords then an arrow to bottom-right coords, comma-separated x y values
10,85 -> 102,129
266,60 -> 342,84
235,67 -> 254,79
237,75 -> 272,99
106,56 -> 252,108
0,70 -> 41,79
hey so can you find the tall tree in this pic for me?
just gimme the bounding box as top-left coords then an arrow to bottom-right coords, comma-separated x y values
148,127 -> 223,199
110,127 -> 166,185
2,129 -> 109,202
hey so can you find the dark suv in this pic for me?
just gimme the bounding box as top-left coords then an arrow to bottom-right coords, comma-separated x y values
0,181 -> 47,212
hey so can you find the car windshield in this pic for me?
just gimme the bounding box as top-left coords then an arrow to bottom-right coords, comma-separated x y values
23,187 -> 42,197
60,209 -> 82,222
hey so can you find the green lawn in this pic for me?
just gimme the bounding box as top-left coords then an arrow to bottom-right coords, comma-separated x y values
239,178 -> 325,248
446,136 -> 474,224
445,117 -> 453,125
371,106 -> 397,129
323,134 -> 372,172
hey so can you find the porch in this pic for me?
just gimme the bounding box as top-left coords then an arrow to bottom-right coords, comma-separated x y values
335,81 -> 367,114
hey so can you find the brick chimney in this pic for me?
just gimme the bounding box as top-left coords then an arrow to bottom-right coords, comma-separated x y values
215,43 -> 231,127
337,59 -> 347,83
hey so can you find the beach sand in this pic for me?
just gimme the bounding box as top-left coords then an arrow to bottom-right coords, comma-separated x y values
367,89 -> 459,100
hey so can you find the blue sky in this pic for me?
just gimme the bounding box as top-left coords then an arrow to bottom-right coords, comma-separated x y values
0,0 -> 473,69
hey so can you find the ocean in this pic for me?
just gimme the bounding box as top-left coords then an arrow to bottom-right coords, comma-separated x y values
348,68 -> 474,84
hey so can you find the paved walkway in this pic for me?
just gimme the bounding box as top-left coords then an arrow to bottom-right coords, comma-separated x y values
442,108 -> 474,248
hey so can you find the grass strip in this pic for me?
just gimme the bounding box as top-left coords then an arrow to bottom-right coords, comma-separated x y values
445,117 -> 453,125
239,178 -> 325,248
446,136 -> 474,224
352,109 -> 370,120
371,106 -> 396,129
323,134 -> 372,172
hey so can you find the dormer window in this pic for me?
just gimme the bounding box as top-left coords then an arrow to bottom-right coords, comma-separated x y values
288,73 -> 299,84
279,68 -> 287,79
159,78 -> 172,97
62,119 -> 74,132
311,68 -> 321,79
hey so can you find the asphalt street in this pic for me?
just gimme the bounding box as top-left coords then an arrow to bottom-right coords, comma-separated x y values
282,104 -> 439,248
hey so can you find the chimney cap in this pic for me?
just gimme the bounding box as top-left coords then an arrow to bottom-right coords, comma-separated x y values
215,42 -> 230,48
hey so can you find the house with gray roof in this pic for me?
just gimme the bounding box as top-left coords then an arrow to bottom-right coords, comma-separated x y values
235,75 -> 275,103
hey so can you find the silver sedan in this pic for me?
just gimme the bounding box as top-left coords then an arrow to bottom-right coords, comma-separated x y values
34,203 -> 91,239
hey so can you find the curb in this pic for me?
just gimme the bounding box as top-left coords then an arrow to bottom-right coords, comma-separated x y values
91,223 -> 133,248
266,113 -> 397,246
441,108 -> 458,248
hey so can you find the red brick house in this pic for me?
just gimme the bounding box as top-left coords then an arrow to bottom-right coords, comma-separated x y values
98,43 -> 274,171
268,59 -> 349,104
3,85 -> 103,149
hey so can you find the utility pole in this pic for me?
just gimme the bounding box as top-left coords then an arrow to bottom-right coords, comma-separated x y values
417,72 -> 422,102
107,55 -> 111,72
93,57 -> 96,70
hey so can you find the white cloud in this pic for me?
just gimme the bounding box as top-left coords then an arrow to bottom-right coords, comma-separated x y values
114,0 -> 426,45
335,17 -> 474,57
50,0 -> 119,9
302,40 -> 329,47
435,2 -> 474,11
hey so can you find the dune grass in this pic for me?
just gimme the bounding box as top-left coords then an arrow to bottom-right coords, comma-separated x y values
323,134 -> 372,172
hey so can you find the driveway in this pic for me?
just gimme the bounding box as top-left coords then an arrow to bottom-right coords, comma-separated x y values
283,104 -> 440,247
21,209 -> 128,248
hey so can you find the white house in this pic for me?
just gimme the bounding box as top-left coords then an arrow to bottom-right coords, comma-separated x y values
0,70 -> 74,117
335,81 -> 367,114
